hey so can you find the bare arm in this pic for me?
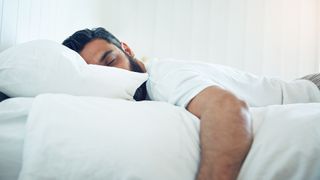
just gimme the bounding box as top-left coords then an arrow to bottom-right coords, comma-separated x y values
187,86 -> 253,180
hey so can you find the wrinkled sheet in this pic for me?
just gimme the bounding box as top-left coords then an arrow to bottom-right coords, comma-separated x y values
19,94 -> 320,180
0,97 -> 33,180
239,104 -> 320,180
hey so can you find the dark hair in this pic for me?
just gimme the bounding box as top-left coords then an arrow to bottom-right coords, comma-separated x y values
62,27 -> 122,53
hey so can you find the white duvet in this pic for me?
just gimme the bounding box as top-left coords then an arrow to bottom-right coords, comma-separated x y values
19,94 -> 320,180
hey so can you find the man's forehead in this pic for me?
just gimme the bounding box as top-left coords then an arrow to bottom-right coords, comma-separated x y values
85,39 -> 114,51
84,39 -> 116,55
80,39 -> 115,63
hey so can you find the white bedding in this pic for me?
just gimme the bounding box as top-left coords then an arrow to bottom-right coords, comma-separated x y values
19,94 -> 200,180
18,94 -> 320,180
240,104 -> 320,180
0,97 -> 33,180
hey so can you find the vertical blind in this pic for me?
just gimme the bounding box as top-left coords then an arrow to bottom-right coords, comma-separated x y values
1,0 -> 319,80
104,0 -> 320,80
0,0 -> 105,51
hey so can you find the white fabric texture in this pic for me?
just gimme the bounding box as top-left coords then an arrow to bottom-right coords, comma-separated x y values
19,94 -> 200,180
0,40 -> 148,100
19,94 -> 320,180
146,58 -> 320,107
239,104 -> 320,180
0,97 -> 33,180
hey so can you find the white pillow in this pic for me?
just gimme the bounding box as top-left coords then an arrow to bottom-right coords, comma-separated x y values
0,40 -> 148,100
19,94 -> 200,180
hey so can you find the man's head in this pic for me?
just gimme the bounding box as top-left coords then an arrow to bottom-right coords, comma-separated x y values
63,27 -> 147,101
62,27 -> 145,73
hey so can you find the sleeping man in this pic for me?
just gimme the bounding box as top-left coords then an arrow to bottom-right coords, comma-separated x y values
62,27 -> 320,180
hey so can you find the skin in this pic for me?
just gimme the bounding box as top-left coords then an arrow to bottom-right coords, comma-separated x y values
80,39 -> 253,180
80,39 -> 146,72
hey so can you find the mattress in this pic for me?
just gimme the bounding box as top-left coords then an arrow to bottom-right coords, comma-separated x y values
0,97 -> 33,180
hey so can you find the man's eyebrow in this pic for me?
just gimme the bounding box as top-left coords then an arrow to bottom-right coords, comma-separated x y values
99,50 -> 113,63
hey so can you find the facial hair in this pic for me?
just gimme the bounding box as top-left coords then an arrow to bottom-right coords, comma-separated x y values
126,55 -> 147,101
127,55 -> 144,73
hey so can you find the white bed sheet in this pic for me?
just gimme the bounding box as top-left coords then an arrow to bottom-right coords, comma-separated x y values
240,104 -> 320,180
19,94 -> 320,180
0,97 -> 33,180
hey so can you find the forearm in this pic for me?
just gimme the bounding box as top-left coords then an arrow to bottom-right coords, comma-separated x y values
187,86 -> 253,180
196,102 -> 252,180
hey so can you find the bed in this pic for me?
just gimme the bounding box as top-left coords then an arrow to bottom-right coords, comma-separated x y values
0,40 -> 319,180
0,94 -> 319,180
0,97 -> 33,180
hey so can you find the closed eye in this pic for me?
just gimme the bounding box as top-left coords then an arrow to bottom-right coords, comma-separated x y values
106,59 -> 116,66
99,50 -> 113,65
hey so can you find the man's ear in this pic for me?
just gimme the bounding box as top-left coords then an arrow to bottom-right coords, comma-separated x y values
121,42 -> 135,57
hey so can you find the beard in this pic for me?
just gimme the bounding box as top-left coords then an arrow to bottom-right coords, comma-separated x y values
126,55 -> 147,101
127,55 -> 144,73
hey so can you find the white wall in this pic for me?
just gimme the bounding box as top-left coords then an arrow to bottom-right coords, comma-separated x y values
0,0 -> 319,80
318,0 -> 320,72
102,0 -> 320,80
0,0 -> 105,51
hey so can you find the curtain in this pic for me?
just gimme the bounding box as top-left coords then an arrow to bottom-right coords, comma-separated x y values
103,0 -> 320,80
1,0 -> 319,80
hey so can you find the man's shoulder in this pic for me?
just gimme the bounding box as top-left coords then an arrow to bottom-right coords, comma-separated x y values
146,58 -> 215,74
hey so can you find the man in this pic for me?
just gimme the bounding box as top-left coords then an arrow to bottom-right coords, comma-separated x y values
62,27 -> 320,180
